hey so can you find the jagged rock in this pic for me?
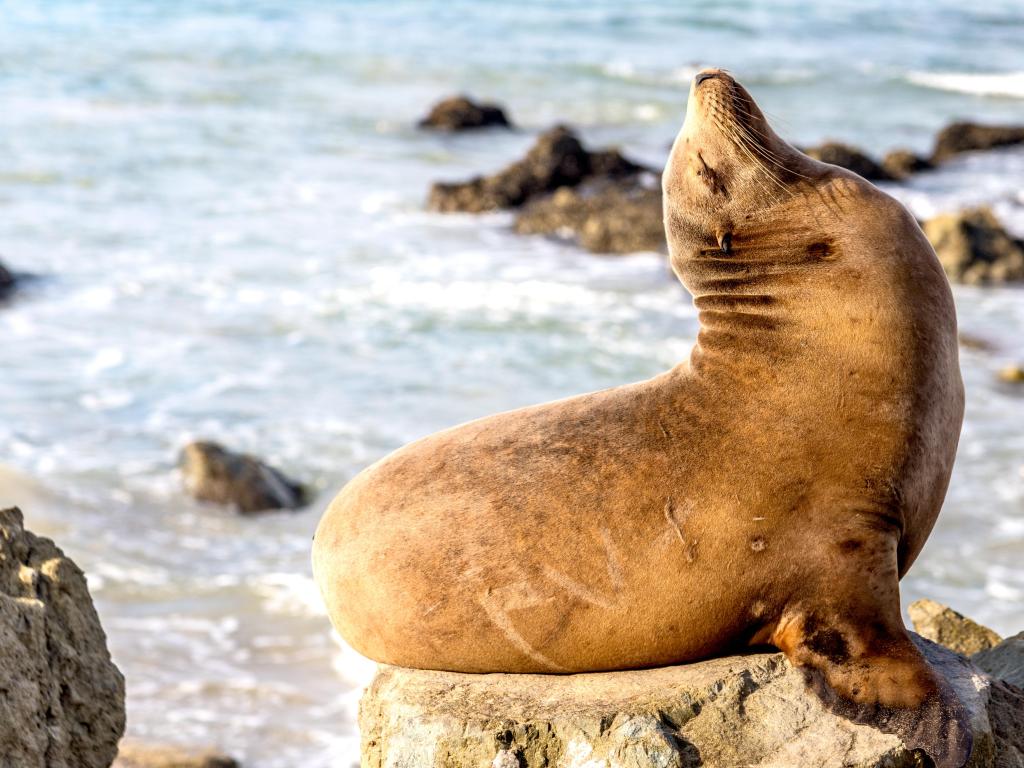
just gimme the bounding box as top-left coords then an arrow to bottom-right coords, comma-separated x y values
931,122 -> 1024,163
178,440 -> 307,514
922,207 -> 1024,284
881,149 -> 933,179
427,126 -> 648,213
418,96 -> 512,131
909,599 -> 1003,656
0,506 -> 126,768
514,177 -> 666,254
359,635 -> 1023,768
998,365 -> 1024,383
974,633 -> 1024,690
803,142 -> 894,181
114,743 -> 240,768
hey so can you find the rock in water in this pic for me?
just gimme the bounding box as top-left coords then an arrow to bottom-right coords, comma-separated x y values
114,742 -> 241,768
514,178 -> 666,254
418,96 -> 512,131
0,259 -> 15,298
909,599 -> 1003,656
179,440 -> 307,514
359,636 -> 1023,768
881,149 -> 933,179
0,506 -> 126,768
922,207 -> 1024,284
427,126 -> 647,213
803,142 -> 895,181
931,122 -> 1024,163
998,365 -> 1024,384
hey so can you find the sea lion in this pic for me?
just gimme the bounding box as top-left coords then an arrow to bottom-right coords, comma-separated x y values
313,69 -> 970,766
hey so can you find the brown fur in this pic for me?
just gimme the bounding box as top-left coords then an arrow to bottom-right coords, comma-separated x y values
313,70 -> 970,766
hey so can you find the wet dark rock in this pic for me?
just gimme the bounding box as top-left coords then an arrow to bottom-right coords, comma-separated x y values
0,259 -> 15,299
881,149 -> 933,179
427,126 -> 648,213
418,95 -> 512,131
922,207 -> 1024,284
803,142 -> 894,181
931,122 -> 1024,163
515,176 -> 666,254
908,599 -> 1003,656
974,632 -> 1024,690
179,440 -> 307,514
114,743 -> 241,768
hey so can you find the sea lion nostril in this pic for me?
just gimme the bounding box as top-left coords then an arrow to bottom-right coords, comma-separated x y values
695,72 -> 718,86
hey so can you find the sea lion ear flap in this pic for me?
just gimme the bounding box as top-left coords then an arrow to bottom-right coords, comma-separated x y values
717,231 -> 732,254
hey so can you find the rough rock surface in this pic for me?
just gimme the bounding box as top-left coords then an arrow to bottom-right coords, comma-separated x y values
0,506 -> 126,768
418,96 -> 512,131
360,635 -> 1023,768
931,122 -> 1024,163
803,142 -> 894,181
428,126 -> 648,213
909,599 -> 1004,656
114,742 -> 240,768
881,149 -> 933,179
974,633 -> 1024,691
179,440 -> 307,514
922,207 -> 1024,284
514,177 -> 666,254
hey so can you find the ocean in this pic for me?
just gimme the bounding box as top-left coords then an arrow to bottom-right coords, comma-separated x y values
0,2 -> 1022,765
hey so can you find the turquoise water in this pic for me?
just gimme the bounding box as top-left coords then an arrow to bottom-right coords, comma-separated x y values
0,2 -> 1023,765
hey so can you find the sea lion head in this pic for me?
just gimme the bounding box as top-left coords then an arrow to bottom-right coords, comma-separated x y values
663,69 -> 815,278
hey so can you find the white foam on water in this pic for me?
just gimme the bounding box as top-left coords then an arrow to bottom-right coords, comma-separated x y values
907,71 -> 1024,99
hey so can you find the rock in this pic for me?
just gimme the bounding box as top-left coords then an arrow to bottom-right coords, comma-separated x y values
359,635 -> 1024,768
418,96 -> 512,131
0,506 -> 126,768
881,149 -> 933,179
114,742 -> 240,768
931,122 -> 1024,163
803,142 -> 894,181
0,259 -> 15,298
427,126 -> 648,213
974,633 -> 1024,690
922,207 -> 1024,284
178,440 -> 307,514
514,176 -> 666,254
998,365 -> 1024,383
958,332 -> 997,352
909,599 -> 1003,656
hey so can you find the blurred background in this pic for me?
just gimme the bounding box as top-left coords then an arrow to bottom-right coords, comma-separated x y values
0,2 -> 1021,766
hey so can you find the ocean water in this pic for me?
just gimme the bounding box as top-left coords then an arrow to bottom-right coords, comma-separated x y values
0,2 -> 1022,765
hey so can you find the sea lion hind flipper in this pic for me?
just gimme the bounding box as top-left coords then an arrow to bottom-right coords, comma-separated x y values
782,623 -> 973,768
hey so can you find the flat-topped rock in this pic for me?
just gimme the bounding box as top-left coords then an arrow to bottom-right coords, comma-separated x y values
359,635 -> 1024,768
931,122 -> 1024,163
114,742 -> 240,768
419,96 -> 512,131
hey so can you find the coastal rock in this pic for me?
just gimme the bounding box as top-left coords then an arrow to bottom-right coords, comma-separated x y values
974,633 -> 1024,690
881,149 -> 933,179
0,506 -> 126,768
418,96 -> 512,131
922,207 -> 1024,284
998,365 -> 1024,384
908,599 -> 1003,656
360,635 -> 1024,768
427,126 -> 648,213
0,259 -> 15,298
931,122 -> 1024,163
514,177 -> 666,254
114,742 -> 240,768
178,440 -> 307,514
803,142 -> 894,181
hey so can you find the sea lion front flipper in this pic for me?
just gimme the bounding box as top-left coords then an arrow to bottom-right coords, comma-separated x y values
772,600 -> 973,767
